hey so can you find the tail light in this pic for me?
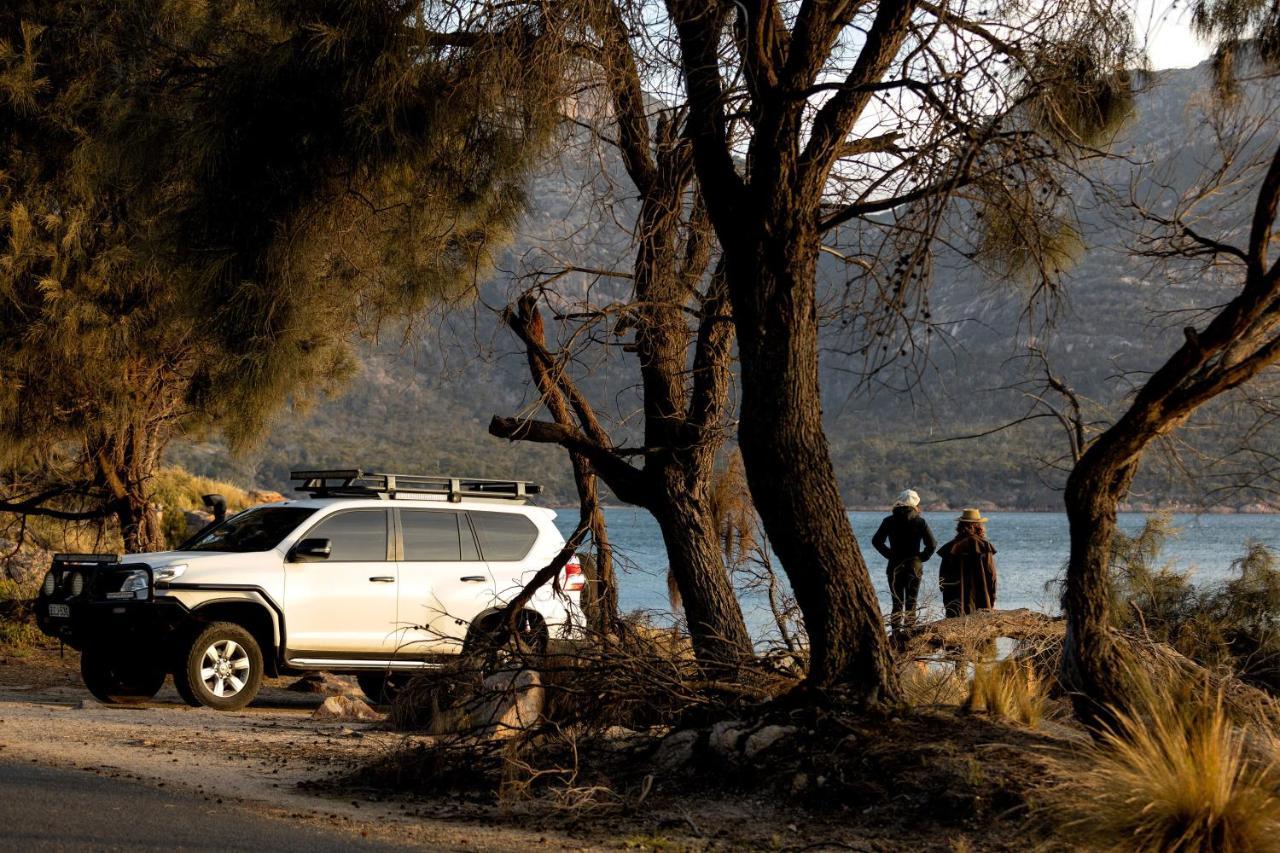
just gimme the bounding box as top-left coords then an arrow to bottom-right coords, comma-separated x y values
563,558 -> 586,593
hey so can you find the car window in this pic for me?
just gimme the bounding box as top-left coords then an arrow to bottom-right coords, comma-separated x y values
469,512 -> 538,561
188,507 -> 317,553
305,510 -> 387,562
401,511 -> 462,561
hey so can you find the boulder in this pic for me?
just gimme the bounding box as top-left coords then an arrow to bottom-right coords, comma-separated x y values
288,673 -> 362,696
183,510 -> 214,539
653,729 -> 699,771
600,726 -> 648,751
0,539 -> 52,587
466,669 -> 544,740
310,695 -> 384,722
743,725 -> 796,759
708,719 -> 748,756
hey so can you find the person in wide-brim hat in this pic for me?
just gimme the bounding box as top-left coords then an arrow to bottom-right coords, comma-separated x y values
938,507 -> 997,617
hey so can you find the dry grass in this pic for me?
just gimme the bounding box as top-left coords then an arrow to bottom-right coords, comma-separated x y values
900,662 -> 969,708
0,575 -> 41,650
151,467 -> 254,514
1047,675 -> 1280,852
389,614 -> 782,737
965,659 -> 1049,728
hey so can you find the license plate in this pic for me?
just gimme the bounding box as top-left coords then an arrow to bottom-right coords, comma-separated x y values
47,603 -> 70,618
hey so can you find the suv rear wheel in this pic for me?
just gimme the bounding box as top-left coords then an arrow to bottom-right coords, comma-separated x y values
463,610 -> 548,674
173,622 -> 264,711
80,647 -> 166,705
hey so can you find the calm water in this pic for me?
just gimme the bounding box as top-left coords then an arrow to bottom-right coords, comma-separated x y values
555,508 -> 1280,641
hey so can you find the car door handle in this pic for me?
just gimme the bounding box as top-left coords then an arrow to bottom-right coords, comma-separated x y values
369,576 -> 395,583
460,576 -> 486,583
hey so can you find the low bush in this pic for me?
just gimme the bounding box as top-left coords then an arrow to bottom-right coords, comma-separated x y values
151,467 -> 255,514
390,615 -> 779,737
965,659 -> 1048,727
1051,516 -> 1280,696
0,575 -> 40,651
1047,673 -> 1280,852
900,663 -> 969,708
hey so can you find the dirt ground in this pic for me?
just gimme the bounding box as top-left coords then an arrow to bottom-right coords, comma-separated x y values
0,643 -> 606,851
0,642 -> 1085,851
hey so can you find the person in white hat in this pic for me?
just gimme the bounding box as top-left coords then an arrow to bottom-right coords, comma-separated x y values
937,508 -> 997,617
870,489 -> 936,641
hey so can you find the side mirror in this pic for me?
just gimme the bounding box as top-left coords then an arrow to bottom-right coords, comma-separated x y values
290,538 -> 332,562
202,493 -> 227,523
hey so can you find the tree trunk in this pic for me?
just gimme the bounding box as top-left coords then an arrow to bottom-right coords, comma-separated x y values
653,492 -> 753,670
1061,434 -> 1145,730
115,494 -> 164,554
725,223 -> 899,701
577,464 -> 620,635
92,415 -> 167,554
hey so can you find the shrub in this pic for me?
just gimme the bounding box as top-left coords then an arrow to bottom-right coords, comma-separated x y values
151,467 -> 253,514
1048,675 -> 1280,852
901,663 -> 969,708
1053,516 -> 1280,696
965,659 -> 1047,727
0,575 -> 40,651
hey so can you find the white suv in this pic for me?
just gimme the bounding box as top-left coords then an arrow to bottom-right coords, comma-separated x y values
36,471 -> 584,710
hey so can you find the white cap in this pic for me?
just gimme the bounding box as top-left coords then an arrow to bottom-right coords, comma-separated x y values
895,489 -> 920,508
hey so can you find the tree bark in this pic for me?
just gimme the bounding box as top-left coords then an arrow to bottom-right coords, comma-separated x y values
114,494 -> 164,554
1060,142 -> 1280,730
653,483 -> 753,669
666,0 -> 916,702
725,228 -> 899,699
92,412 -> 167,554
492,59 -> 754,670
1061,438 -> 1142,729
574,457 -> 621,635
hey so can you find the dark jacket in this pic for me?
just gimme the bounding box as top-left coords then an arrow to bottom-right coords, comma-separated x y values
871,506 -> 937,567
938,534 -> 997,615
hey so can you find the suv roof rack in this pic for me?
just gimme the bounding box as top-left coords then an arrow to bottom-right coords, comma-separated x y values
289,469 -> 542,503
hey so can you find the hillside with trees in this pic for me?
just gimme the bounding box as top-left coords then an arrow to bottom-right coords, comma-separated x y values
171,58 -> 1279,511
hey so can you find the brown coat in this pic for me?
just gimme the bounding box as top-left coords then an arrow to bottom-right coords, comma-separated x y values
938,534 -> 997,616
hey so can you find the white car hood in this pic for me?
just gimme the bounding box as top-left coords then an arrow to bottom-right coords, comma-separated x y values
119,550 -> 275,581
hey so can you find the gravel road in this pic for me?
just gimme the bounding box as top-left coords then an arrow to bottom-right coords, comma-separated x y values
0,760 -> 416,851
0,650 -> 591,851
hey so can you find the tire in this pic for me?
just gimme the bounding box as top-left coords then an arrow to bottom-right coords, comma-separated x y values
356,672 -> 409,704
172,622 -> 264,711
463,610 -> 548,674
80,647 -> 166,705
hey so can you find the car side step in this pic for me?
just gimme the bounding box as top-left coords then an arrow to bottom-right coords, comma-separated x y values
286,658 -> 444,670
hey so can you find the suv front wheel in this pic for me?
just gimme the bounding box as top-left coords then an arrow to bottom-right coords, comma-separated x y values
80,647 -> 166,705
173,622 -> 264,711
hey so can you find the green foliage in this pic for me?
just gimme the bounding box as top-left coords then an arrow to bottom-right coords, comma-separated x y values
0,1 -> 565,529
1022,39 -> 1137,147
0,575 -> 40,650
1104,517 -> 1280,693
971,176 -> 1085,284
1192,0 -> 1280,96
153,466 -> 257,548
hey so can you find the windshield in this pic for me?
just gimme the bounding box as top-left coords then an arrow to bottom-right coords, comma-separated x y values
187,507 -> 317,553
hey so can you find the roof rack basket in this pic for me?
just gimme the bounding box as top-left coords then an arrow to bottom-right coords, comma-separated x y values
289,469 -> 542,503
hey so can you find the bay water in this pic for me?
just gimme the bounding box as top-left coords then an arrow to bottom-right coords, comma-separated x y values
555,508 -> 1280,643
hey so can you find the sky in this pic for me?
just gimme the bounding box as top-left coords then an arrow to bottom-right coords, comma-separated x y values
1136,0 -> 1214,69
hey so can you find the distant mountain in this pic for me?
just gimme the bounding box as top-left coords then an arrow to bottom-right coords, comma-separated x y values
170,60 -> 1280,511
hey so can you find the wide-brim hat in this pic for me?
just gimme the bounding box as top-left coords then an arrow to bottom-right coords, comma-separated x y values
958,508 -> 989,524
